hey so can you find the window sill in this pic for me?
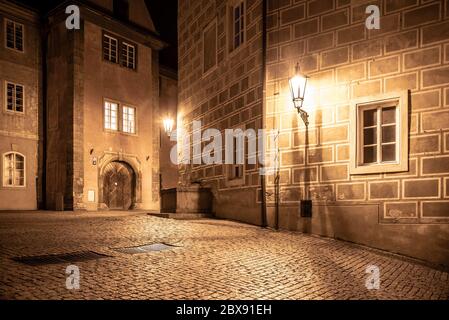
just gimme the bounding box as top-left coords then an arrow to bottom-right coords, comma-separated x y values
1,185 -> 26,189
350,162 -> 408,175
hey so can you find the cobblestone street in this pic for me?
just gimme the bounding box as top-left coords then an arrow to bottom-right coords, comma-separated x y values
0,211 -> 448,300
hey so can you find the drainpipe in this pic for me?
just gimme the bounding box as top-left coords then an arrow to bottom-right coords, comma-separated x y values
260,0 -> 268,228
41,18 -> 49,209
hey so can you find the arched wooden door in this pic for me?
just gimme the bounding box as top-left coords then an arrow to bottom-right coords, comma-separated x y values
103,161 -> 135,210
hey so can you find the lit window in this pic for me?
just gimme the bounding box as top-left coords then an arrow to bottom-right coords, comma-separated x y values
6,82 -> 24,113
122,106 -> 136,134
121,42 -> 136,69
229,1 -> 245,51
104,101 -> 118,131
5,19 -> 24,52
103,34 -> 118,63
3,152 -> 25,187
350,91 -> 409,174
203,20 -> 217,74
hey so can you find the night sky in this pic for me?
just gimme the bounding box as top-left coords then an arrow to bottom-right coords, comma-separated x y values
13,0 -> 178,70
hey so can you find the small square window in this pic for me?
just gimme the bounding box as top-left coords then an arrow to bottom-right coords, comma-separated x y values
5,19 -> 24,52
5,82 -> 24,113
350,91 -> 409,175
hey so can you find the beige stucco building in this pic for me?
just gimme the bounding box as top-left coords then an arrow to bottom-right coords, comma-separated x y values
178,0 -> 449,266
0,0 -> 166,211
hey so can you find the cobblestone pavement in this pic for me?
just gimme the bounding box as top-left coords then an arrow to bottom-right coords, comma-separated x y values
0,211 -> 448,300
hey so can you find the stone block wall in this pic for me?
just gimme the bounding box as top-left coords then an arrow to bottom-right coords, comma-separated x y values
178,0 -> 264,222
178,0 -> 449,265
265,0 -> 449,225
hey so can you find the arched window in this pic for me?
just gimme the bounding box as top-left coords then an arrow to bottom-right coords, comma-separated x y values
3,152 -> 25,187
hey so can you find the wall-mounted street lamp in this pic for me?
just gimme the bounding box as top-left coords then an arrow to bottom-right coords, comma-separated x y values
289,63 -> 309,126
163,118 -> 174,137
289,63 -> 312,218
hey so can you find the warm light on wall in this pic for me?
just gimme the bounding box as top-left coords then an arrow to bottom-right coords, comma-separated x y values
289,62 -> 309,126
163,118 -> 174,137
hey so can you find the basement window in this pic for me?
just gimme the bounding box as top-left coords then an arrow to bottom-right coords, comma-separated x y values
350,91 -> 409,175
5,19 -> 24,52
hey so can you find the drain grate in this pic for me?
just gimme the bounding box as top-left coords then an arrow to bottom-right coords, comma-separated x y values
114,243 -> 178,254
12,251 -> 110,266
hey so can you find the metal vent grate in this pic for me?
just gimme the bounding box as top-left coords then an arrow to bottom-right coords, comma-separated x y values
12,251 -> 110,266
114,243 -> 178,254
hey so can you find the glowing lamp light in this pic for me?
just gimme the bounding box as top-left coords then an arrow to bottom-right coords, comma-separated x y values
163,118 -> 174,137
289,63 -> 309,126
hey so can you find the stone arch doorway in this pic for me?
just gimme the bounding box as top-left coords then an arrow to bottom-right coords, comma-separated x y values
102,161 -> 136,210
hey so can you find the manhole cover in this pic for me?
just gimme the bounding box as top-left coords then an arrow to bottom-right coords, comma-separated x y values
11,251 -> 110,266
114,243 -> 178,254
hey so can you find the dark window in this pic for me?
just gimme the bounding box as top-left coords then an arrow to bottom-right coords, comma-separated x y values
5,19 -> 23,52
3,153 -> 25,187
113,0 -> 129,21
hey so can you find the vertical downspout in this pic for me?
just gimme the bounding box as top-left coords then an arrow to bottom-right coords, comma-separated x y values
260,0 -> 268,228
41,19 -> 48,209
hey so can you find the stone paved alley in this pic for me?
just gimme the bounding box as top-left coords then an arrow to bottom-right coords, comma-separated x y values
0,211 -> 448,300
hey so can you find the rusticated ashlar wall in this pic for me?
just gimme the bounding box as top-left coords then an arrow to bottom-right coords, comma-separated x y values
264,0 -> 449,266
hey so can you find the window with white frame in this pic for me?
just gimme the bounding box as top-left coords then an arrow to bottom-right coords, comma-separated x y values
3,152 -> 25,187
229,0 -> 245,52
6,82 -> 24,113
104,101 -> 118,131
121,42 -> 136,69
122,106 -> 136,134
225,129 -> 246,186
5,19 -> 24,52
103,34 -> 118,63
350,91 -> 409,174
